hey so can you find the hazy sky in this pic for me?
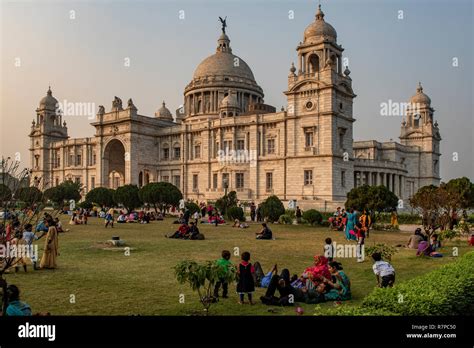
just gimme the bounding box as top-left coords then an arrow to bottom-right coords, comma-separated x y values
1,0 -> 472,181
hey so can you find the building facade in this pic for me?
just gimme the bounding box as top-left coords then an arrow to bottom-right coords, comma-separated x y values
29,5 -> 441,210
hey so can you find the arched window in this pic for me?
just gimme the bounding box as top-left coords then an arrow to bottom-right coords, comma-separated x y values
145,172 -> 150,185
413,115 -> 420,127
228,112 -> 233,117
139,171 -> 143,187
308,54 -> 319,74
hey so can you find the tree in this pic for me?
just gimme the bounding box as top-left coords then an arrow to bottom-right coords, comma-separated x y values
44,180 -> 81,208
174,260 -> 236,315
215,191 -> 238,215
114,184 -> 142,212
227,206 -> 245,221
139,182 -> 182,213
16,186 -> 44,206
185,202 -> 200,215
86,187 -> 115,207
345,185 -> 398,219
260,195 -> 285,222
409,185 -> 442,237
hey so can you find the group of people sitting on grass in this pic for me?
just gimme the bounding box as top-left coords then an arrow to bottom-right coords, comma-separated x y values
405,228 -> 443,257
212,243 -> 397,306
116,210 -> 164,224
165,221 -> 204,240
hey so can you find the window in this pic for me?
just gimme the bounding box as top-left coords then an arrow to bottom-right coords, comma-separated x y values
35,155 -> 39,168
236,173 -> 244,189
75,177 -> 81,184
267,139 -> 275,154
341,171 -> 346,188
237,139 -> 245,150
213,173 -> 218,189
92,153 -> 96,165
193,174 -> 198,191
305,131 -> 313,148
237,139 -> 245,151
222,173 -> 229,188
173,175 -> 180,189
55,178 -> 59,187
69,153 -> 74,166
304,170 -> 313,185
266,172 -> 273,192
223,140 -> 232,151
76,154 -> 82,167
162,175 -> 169,183
174,147 -> 181,160
91,177 -> 95,189
338,128 -> 346,150
163,148 -> 169,160
194,145 -> 201,159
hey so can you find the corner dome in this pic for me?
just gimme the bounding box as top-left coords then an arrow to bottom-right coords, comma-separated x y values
155,101 -> 173,120
39,86 -> 58,110
410,82 -> 431,106
220,93 -> 239,109
304,5 -> 337,43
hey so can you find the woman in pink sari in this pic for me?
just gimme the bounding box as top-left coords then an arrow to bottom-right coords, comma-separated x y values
304,255 -> 331,285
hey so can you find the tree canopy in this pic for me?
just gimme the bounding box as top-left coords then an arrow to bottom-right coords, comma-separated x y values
139,182 -> 182,212
86,187 -> 116,207
345,185 -> 398,213
260,195 -> 285,222
114,184 -> 142,212
44,180 -> 81,207
215,191 -> 238,215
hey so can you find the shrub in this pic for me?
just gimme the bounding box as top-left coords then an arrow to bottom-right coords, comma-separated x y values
284,209 -> 296,219
365,243 -> 398,261
185,202 -> 200,215
260,195 -> 285,223
314,305 -> 397,316
302,209 -> 323,225
278,214 -> 293,225
375,212 -> 421,224
78,200 -> 93,210
227,206 -> 245,222
362,252 -> 474,315
467,214 -> 474,224
438,229 -> 461,241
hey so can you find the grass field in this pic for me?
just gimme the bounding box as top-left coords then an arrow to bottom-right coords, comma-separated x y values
4,215 -> 471,316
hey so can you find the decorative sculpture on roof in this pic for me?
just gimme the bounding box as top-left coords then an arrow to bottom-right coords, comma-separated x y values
219,16 -> 227,34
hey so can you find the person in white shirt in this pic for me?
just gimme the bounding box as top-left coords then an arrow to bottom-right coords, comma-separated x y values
22,223 -> 39,270
371,252 -> 395,288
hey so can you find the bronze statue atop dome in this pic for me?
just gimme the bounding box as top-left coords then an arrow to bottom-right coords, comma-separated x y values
219,16 -> 227,34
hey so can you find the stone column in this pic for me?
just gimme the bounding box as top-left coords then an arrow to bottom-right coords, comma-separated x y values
380,172 -> 385,187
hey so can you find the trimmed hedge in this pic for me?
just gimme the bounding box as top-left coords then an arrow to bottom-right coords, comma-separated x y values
315,305 -> 398,316
302,209 -> 323,225
278,214 -> 293,225
227,206 -> 245,222
362,252 -> 474,315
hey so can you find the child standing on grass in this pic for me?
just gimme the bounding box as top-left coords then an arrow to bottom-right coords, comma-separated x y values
214,250 -> 232,299
355,222 -> 366,263
236,251 -> 255,305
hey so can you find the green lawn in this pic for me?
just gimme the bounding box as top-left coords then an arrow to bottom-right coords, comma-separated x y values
4,215 -> 471,316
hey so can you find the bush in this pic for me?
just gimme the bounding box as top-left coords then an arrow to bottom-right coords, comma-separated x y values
185,202 -> 200,215
260,195 -> 285,222
302,209 -> 323,225
278,214 -> 293,225
314,305 -> 397,316
375,212 -> 421,224
467,214 -> 474,224
362,252 -> 474,315
78,200 -> 93,210
438,229 -> 461,241
227,206 -> 244,222
284,209 -> 296,219
365,243 -> 398,261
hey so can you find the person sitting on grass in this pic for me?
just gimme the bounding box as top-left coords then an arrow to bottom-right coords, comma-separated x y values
371,252 -> 395,288
5,284 -> 32,316
236,252 -> 256,305
213,250 -> 232,300
232,219 -> 249,229
256,223 -> 273,240
406,228 -> 425,249
322,261 -> 351,301
185,221 -> 200,240
165,223 -> 189,239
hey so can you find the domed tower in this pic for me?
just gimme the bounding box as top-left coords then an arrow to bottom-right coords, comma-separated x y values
155,101 -> 173,121
219,90 -> 241,117
284,4 -> 356,203
183,21 -> 264,120
29,87 -> 68,187
400,82 -> 441,186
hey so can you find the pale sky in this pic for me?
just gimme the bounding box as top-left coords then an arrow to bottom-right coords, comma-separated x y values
1,0 -> 472,181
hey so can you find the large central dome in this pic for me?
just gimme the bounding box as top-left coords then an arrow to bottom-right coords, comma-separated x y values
183,27 -> 264,119
193,34 -> 256,81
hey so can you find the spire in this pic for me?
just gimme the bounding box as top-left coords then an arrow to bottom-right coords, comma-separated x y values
47,85 -> 52,96
316,4 -> 325,21
417,82 -> 423,93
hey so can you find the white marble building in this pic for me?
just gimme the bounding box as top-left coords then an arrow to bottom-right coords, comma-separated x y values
29,5 -> 441,210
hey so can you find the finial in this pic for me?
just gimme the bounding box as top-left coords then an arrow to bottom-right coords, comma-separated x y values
290,62 -> 296,74
344,65 -> 351,76
47,85 -> 52,96
417,82 -> 423,93
316,3 -> 325,20
63,120 -> 67,127
162,101 -> 166,107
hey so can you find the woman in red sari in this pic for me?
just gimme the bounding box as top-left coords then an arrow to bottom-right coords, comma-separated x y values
304,255 -> 331,285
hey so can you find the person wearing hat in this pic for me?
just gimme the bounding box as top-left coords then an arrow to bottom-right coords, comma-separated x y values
406,228 -> 425,249
5,284 -> 32,316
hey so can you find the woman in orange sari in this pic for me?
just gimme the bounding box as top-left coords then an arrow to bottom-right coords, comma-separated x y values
40,219 -> 59,269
